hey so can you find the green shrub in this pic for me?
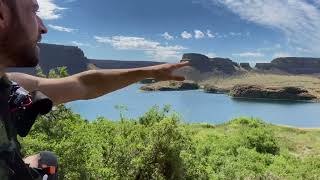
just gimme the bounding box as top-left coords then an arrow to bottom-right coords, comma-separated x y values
20,105 -> 320,180
18,67 -> 320,179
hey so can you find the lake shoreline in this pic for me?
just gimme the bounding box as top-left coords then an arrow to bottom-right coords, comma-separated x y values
140,73 -> 320,102
140,82 -> 320,103
68,83 -> 320,128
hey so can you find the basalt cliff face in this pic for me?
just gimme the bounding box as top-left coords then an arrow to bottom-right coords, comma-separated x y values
175,53 -> 247,81
181,53 -> 240,74
181,54 -> 320,75
6,43 -> 165,75
6,44 -> 320,77
7,43 -> 88,75
255,57 -> 320,74
229,85 -> 317,101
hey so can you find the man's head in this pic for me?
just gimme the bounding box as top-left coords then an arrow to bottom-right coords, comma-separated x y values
0,0 -> 47,68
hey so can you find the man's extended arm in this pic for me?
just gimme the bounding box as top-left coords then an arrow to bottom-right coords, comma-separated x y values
7,62 -> 190,106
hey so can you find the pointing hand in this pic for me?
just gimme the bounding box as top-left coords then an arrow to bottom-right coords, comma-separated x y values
146,61 -> 191,81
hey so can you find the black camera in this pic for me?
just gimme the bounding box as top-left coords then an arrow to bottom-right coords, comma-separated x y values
9,83 -> 53,137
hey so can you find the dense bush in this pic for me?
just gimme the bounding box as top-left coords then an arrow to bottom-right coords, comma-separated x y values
228,118 -> 280,155
18,67 -> 320,179
20,105 -> 190,179
19,105 -> 320,180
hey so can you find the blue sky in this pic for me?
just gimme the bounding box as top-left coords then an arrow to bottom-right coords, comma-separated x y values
38,0 -> 320,63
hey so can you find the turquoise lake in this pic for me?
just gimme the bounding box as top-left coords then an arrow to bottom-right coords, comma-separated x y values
66,84 -> 320,128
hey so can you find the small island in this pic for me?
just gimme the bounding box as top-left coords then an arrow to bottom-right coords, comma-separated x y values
140,53 -> 320,102
140,80 -> 199,91
229,84 -> 316,101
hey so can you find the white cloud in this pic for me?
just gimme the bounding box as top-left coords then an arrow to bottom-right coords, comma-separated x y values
38,0 -> 66,20
257,44 -> 282,52
206,52 -> 216,58
207,0 -> 320,54
94,36 -> 159,50
94,36 -> 187,61
233,52 -> 264,57
180,30 -> 216,39
206,30 -> 215,38
296,47 -> 312,53
273,52 -> 292,58
48,24 -> 76,32
275,44 -> 281,49
194,30 -> 205,39
145,45 -> 187,61
161,32 -> 174,40
71,41 -> 91,47
217,33 -> 228,38
181,31 -> 193,39
229,32 -> 242,36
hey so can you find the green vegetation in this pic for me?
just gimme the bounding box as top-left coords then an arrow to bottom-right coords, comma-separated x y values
19,67 -> 320,179
19,105 -> 320,180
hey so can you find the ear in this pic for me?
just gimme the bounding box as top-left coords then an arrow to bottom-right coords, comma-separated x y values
0,0 -> 10,29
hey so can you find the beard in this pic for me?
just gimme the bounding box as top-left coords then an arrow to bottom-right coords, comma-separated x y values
0,10 -> 39,68
8,42 -> 40,68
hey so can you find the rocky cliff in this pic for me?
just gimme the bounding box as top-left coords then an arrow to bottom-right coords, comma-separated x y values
6,43 -> 165,76
7,43 -> 88,75
255,57 -> 320,74
229,84 -> 317,101
239,63 -> 252,71
8,44 -> 320,78
181,53 -> 240,74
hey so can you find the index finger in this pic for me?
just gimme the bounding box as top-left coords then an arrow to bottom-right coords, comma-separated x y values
172,61 -> 191,68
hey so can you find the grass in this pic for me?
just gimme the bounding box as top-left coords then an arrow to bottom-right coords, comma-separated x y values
187,119 -> 320,158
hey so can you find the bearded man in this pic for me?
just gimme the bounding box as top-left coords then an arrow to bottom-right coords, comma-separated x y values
0,0 -> 190,179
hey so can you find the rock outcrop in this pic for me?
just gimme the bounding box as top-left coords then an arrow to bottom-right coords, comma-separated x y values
203,84 -> 229,94
7,43 -> 166,76
7,43 -> 88,75
140,78 -> 158,84
181,53 -> 240,74
255,57 -> 320,74
7,44 -> 320,78
140,81 -> 199,91
255,63 -> 274,70
229,84 -> 316,101
240,63 -> 252,71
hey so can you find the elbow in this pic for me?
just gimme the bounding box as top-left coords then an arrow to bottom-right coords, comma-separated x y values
77,69 -> 115,100
81,86 -> 96,100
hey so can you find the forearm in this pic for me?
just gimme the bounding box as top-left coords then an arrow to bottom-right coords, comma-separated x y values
7,62 -> 187,105
78,68 -> 153,99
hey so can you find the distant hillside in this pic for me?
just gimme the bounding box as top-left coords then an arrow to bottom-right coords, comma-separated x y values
7,43 -> 88,75
6,43 -> 165,76
6,44 -> 320,78
175,53 -> 248,81
180,54 -> 320,77
255,57 -> 320,74
181,53 -> 241,74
